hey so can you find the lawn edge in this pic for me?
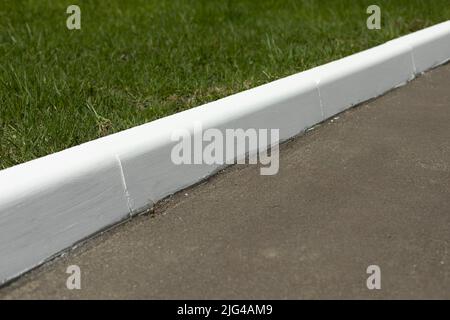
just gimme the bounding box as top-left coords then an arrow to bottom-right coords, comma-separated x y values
1,20 -> 449,285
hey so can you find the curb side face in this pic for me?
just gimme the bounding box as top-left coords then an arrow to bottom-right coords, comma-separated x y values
0,154 -> 129,284
389,20 -> 450,74
118,74 -> 322,212
312,43 -> 415,119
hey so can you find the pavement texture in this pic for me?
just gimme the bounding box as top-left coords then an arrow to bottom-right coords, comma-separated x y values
1,63 -> 450,299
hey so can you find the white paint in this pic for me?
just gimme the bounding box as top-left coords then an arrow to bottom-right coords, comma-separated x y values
306,41 -> 415,118
114,71 -> 321,212
0,21 -> 449,285
389,20 -> 450,74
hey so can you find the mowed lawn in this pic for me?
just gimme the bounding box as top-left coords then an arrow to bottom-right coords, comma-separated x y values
1,0 -> 449,169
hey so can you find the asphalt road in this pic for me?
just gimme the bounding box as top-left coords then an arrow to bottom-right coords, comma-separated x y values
1,63 -> 450,299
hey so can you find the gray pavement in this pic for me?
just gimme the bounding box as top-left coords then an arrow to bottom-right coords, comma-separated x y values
1,63 -> 450,299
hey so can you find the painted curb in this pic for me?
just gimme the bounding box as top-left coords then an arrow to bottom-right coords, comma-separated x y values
1,21 -> 449,284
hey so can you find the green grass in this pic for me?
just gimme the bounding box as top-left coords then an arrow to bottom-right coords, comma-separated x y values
1,0 -> 449,169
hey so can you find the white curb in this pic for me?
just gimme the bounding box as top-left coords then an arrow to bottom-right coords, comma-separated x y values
1,21 -> 449,285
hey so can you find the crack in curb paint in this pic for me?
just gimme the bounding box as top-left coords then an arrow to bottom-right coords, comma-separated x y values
115,155 -> 133,217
